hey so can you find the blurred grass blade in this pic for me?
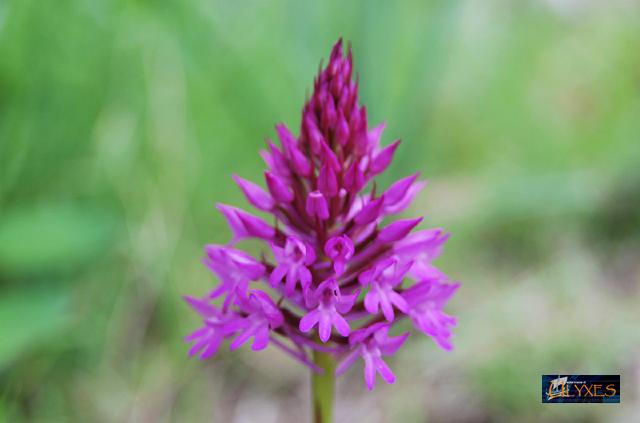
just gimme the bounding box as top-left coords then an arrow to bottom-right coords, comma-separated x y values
0,287 -> 70,368
0,204 -> 116,275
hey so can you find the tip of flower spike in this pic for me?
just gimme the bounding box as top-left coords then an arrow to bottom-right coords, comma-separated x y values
330,38 -> 343,60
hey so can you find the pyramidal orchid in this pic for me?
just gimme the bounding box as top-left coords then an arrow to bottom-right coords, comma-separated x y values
184,39 -> 459,422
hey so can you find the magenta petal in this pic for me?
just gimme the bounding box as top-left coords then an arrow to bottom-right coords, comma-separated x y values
269,264 -> 288,287
377,217 -> 423,243
380,295 -> 395,321
230,328 -> 253,351
385,180 -> 427,215
189,337 -> 210,357
185,326 -> 209,342
276,123 -> 297,150
298,266 -> 312,288
336,290 -> 358,314
320,141 -> 341,172
364,291 -> 379,315
370,140 -> 400,175
332,313 -> 351,337
233,175 -> 274,211
265,171 -> 294,203
250,290 -> 284,327
217,204 -> 246,240
318,163 -> 338,197
336,112 -> 350,146
252,327 -> 270,351
379,332 -> 410,356
368,122 -> 386,150
237,210 -> 276,239
363,354 -> 376,390
183,296 -> 217,317
358,267 -> 375,285
344,160 -> 365,193
354,196 -> 385,225
384,174 -> 418,205
217,204 -> 275,241
375,357 -> 396,384
304,112 -> 323,153
285,267 -> 298,294
318,313 -> 332,342
289,145 -> 312,176
200,338 -> 223,359
306,191 -> 330,220
299,309 -> 320,333
264,141 -> 290,176
389,290 -> 409,313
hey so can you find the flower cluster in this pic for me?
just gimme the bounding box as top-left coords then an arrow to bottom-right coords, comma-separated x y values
184,40 -> 459,390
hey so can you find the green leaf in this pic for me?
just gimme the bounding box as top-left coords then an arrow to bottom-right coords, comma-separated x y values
0,204 -> 116,275
0,287 -> 70,368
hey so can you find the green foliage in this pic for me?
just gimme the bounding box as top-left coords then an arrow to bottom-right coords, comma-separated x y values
0,205 -> 116,275
0,287 -> 70,368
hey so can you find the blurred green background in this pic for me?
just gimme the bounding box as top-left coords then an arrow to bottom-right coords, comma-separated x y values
1,0 -> 639,422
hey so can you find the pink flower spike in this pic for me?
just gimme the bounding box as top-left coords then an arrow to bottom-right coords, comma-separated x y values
233,175 -> 274,211
306,191 -> 330,220
185,40 -> 459,392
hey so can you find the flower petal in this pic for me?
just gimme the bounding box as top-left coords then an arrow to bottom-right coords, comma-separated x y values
299,309 -> 321,333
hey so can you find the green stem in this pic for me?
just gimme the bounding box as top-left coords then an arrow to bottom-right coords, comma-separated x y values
311,350 -> 336,423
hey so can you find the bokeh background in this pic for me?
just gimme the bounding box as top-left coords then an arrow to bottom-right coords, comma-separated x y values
1,0 -> 639,422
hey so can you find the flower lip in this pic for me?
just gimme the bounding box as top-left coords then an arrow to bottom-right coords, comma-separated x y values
324,235 -> 354,275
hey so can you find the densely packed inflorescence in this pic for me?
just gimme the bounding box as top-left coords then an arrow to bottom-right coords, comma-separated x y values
184,39 -> 459,390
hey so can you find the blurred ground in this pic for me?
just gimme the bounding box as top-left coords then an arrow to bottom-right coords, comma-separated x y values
1,0 -> 639,422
